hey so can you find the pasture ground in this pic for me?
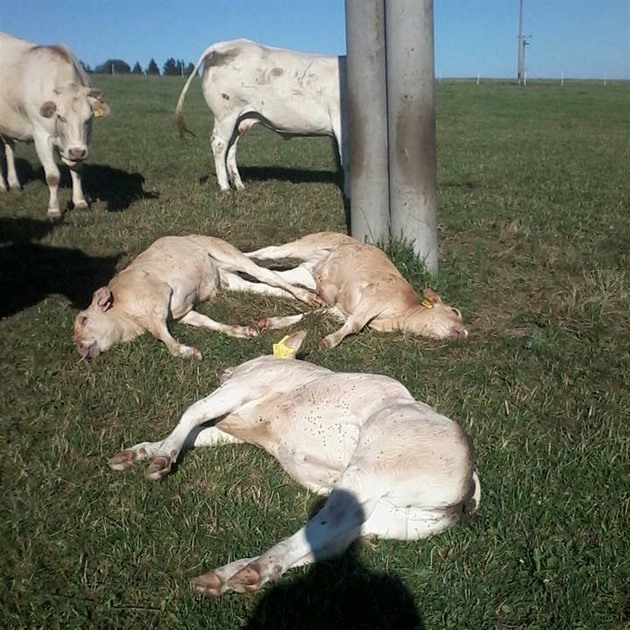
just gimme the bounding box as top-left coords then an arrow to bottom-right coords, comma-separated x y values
1,77 -> 628,629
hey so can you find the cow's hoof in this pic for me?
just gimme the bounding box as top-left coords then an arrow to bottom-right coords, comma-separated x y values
47,209 -> 62,221
146,455 -> 172,481
191,572 -> 224,597
108,449 -> 136,471
73,201 -> 89,210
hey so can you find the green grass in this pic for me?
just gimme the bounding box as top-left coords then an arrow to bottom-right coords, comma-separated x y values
1,76 -> 629,629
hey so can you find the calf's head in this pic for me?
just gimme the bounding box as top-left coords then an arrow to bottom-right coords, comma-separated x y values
73,287 -> 119,359
40,84 -> 110,165
406,288 -> 468,340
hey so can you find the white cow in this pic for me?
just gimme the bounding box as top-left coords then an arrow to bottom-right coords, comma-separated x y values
175,39 -> 347,196
0,32 -> 110,218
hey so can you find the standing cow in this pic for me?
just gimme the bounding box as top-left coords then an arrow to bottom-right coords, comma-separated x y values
175,39 -> 348,196
0,32 -> 110,218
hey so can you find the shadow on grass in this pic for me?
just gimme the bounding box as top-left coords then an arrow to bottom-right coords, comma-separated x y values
81,163 -> 159,212
244,546 -> 424,630
8,158 -> 158,212
0,241 -> 121,318
0,216 -> 58,243
243,491 -> 424,630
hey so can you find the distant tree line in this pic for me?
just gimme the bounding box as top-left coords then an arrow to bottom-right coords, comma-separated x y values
85,58 -> 196,76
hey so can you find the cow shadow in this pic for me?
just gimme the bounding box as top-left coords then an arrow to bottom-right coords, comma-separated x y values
6,158 -> 157,213
80,164 -> 159,212
238,165 -> 340,188
0,239 -> 121,318
243,492 -> 425,630
0,216 -> 58,244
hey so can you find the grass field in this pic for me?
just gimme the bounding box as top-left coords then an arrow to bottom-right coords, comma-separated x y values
1,76 -> 629,629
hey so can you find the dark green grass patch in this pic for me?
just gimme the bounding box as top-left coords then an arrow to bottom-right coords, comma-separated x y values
1,78 -> 628,628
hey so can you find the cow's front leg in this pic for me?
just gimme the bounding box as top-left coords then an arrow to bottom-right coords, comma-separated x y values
68,163 -> 88,209
108,386 -> 249,480
33,135 -> 62,218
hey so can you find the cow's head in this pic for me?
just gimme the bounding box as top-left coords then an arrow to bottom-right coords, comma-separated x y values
73,287 -> 119,359
405,288 -> 469,340
40,84 -> 110,165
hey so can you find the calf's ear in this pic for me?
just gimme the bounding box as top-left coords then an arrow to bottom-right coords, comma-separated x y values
423,287 -> 443,304
283,330 -> 307,356
91,287 -> 113,311
40,101 -> 57,118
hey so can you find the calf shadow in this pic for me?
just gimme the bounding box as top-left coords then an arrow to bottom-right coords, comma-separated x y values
6,158 -> 157,212
243,492 -> 424,630
0,241 -> 121,318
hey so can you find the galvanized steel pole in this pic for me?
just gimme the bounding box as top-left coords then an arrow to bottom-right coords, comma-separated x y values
385,0 -> 439,274
344,0 -> 390,245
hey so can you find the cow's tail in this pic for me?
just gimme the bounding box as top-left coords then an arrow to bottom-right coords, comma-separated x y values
175,43 -> 217,139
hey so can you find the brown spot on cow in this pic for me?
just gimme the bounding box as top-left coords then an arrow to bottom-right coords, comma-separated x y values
221,93 -> 230,100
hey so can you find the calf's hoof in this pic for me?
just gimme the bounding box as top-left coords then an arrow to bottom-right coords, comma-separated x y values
191,572 -> 224,597
257,317 -> 269,331
318,337 -> 332,351
226,565 -> 262,593
146,455 -> 172,481
108,449 -> 136,471
179,345 -> 202,360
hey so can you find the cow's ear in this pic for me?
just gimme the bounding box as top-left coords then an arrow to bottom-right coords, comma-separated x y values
88,92 -> 111,118
40,101 -> 56,118
91,287 -> 113,311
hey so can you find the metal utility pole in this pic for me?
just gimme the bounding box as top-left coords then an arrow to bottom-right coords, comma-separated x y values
345,0 -> 439,274
385,0 -> 438,274
345,0 -> 390,245
517,0 -> 524,84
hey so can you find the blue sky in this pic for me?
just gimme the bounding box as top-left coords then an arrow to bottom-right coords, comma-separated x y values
0,0 -> 628,79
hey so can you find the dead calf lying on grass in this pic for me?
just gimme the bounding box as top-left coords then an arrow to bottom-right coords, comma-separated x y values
109,331 -> 480,596
73,235 -> 318,360
246,232 -> 469,349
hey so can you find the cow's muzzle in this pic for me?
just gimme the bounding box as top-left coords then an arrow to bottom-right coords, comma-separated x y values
67,147 -> 88,162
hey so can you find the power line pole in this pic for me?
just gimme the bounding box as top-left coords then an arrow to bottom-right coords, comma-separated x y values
386,0 -> 438,274
345,0 -> 438,274
517,0 -> 524,84
517,0 -> 531,85
345,0 -> 389,245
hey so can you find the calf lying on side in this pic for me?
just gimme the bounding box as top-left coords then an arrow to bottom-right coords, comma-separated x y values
108,331 -> 480,596
246,232 -> 468,349
73,235 -> 317,360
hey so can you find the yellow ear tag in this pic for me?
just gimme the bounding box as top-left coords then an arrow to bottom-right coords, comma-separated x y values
273,336 -> 296,359
94,110 -> 104,118
421,298 -> 435,309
